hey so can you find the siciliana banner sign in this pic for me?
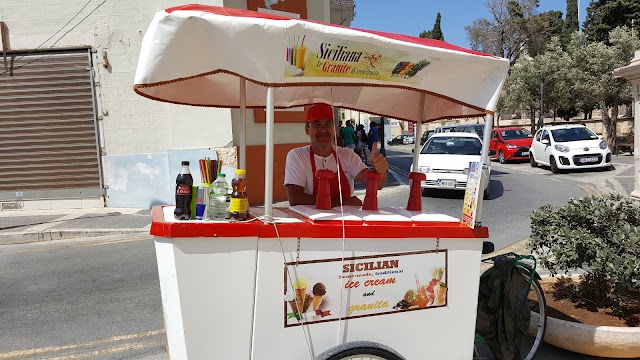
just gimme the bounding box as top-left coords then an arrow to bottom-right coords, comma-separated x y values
284,33 -> 434,85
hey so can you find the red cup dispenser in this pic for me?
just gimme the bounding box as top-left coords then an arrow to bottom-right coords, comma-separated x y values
315,169 -> 334,210
406,172 -> 427,211
362,170 -> 383,211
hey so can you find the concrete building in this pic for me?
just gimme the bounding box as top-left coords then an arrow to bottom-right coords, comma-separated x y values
0,0 -> 355,210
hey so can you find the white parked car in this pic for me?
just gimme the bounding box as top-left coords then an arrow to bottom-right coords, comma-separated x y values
410,133 -> 492,198
403,135 -> 415,144
529,125 -> 612,173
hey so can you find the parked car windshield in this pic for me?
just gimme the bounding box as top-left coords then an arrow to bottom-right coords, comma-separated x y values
421,136 -> 482,155
550,127 -> 599,142
437,126 -> 457,133
457,125 -> 484,138
501,129 -> 533,140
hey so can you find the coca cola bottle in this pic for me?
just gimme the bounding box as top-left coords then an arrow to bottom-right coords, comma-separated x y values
174,161 -> 193,220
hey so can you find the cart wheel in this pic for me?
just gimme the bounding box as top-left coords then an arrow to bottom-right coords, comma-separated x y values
316,341 -> 405,360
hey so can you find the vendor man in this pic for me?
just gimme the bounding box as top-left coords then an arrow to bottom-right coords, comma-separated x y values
285,103 -> 388,207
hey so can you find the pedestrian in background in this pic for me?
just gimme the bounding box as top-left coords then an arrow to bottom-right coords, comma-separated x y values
368,121 -> 380,152
341,120 -> 357,151
336,120 -> 345,147
355,124 -> 368,163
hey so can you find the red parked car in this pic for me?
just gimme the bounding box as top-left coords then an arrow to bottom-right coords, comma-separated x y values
489,127 -> 533,163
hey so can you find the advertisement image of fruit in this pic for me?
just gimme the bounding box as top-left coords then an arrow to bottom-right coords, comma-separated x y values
391,59 -> 430,78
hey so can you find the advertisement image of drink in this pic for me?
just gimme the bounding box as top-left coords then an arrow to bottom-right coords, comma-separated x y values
295,45 -> 306,69
286,35 -> 306,76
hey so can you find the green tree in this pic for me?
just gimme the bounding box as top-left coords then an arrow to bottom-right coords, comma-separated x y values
569,27 -> 640,148
583,0 -> 640,43
564,0 -> 579,35
501,56 -> 540,132
566,32 -> 599,119
465,0 -> 540,65
527,11 -> 564,56
420,12 -> 445,40
501,37 -> 574,130
539,38 -> 576,121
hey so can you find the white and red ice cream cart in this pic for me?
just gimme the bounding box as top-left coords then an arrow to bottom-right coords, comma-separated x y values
135,5 -> 509,359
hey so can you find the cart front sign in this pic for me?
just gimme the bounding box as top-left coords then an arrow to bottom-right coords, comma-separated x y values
284,250 -> 447,327
284,33 -> 434,84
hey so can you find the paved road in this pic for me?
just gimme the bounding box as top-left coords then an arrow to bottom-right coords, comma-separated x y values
381,146 -> 594,250
0,235 -> 166,360
2,234 -> 635,360
0,147 -> 636,360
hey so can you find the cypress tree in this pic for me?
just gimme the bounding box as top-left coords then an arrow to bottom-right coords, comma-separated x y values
419,12 -> 445,41
583,0 -> 640,43
561,0 -> 579,48
564,0 -> 579,33
431,13 -> 444,41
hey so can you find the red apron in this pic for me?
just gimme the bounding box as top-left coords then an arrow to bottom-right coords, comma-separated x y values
310,147 -> 351,200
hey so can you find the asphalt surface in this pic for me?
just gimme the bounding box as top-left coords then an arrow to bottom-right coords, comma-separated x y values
0,150 -> 637,360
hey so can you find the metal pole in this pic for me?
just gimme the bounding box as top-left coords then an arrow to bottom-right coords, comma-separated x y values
379,117 -> 386,156
476,114 -> 494,224
239,79 -> 247,171
264,87 -> 274,219
578,0 -> 580,32
412,94 -> 425,171
539,80 -> 544,129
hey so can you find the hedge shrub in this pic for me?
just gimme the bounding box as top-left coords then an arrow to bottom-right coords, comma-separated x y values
529,192 -> 640,313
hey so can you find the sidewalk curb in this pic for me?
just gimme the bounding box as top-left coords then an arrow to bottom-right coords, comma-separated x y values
0,228 -> 149,245
605,177 -> 628,196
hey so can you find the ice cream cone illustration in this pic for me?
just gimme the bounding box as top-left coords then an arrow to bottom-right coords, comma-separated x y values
285,292 -> 298,315
292,277 -> 308,314
312,295 -> 323,311
302,294 -> 313,313
312,282 -> 326,310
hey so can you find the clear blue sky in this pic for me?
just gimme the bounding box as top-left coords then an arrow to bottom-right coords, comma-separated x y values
351,1 -> 589,49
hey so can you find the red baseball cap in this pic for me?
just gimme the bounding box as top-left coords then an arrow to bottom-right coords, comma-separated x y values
306,103 -> 334,122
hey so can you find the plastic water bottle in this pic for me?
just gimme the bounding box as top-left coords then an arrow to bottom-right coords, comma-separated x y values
208,174 -> 229,221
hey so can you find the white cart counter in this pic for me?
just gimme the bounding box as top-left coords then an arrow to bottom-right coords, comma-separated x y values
150,205 -> 488,360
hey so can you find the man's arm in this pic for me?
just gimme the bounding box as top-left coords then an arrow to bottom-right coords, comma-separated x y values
286,184 -> 316,206
355,167 -> 388,190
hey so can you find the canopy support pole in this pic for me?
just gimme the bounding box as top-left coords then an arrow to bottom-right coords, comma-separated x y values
412,93 -> 425,171
264,87 -> 275,219
239,78 -> 247,170
476,113 -> 494,225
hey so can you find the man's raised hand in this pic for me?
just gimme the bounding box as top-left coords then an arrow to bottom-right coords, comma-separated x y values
369,142 -> 388,174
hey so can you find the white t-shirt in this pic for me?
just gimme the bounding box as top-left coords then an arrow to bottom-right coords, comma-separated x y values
284,145 -> 368,196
